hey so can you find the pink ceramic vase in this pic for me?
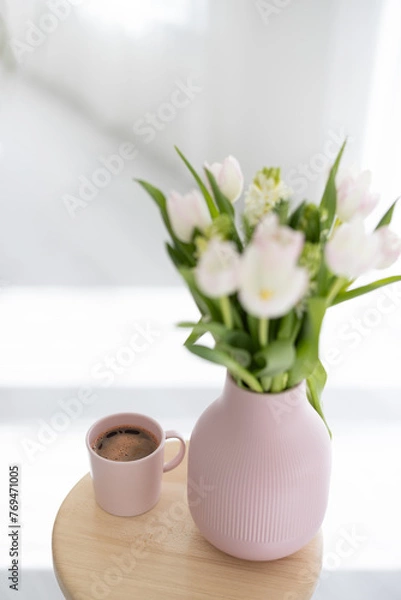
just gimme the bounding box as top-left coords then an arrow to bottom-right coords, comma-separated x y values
187,373 -> 331,560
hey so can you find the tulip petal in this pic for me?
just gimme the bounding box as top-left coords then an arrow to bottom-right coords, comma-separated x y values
325,219 -> 380,278
336,166 -> 379,222
374,226 -> 401,269
167,189 -> 211,243
239,243 -> 308,318
195,239 -> 240,298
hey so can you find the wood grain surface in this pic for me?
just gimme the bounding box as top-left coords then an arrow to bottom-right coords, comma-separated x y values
52,442 -> 322,599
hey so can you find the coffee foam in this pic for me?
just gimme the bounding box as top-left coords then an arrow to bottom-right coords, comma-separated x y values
93,425 -> 158,462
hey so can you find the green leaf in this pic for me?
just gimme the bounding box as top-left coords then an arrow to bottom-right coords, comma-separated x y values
317,139 -> 347,296
273,199 -> 289,225
224,330 -> 254,354
277,311 -> 296,340
246,313 -> 260,348
228,299 -> 245,329
204,168 -> 235,218
375,197 -> 400,229
177,318 -> 204,346
254,340 -> 296,377
186,344 -> 263,392
332,275 -> 401,305
136,179 -> 196,266
183,320 -> 228,345
179,321 -> 253,353
165,242 -> 185,268
289,201 -> 306,229
204,168 -> 243,250
215,343 -> 251,368
136,179 -> 171,236
177,321 -> 199,328
174,147 -> 218,218
242,214 -> 255,244
319,139 -> 346,233
287,297 -> 327,387
317,261 -> 334,297
308,358 -> 327,396
326,276 -> 350,306
306,360 -> 331,437
205,214 -> 233,240
295,203 -> 320,243
135,179 -> 166,210
178,268 -> 221,321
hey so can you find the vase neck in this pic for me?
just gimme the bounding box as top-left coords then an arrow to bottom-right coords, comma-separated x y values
220,374 -> 307,422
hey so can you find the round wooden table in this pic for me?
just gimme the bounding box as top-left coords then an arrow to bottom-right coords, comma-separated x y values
52,442 -> 322,600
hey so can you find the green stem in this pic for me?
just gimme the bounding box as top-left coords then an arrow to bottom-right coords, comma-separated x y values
261,376 -> 272,392
270,373 -> 288,393
332,275 -> 401,306
220,296 -> 233,329
277,311 -> 294,340
241,371 -> 264,393
290,316 -> 302,344
326,277 -> 348,306
258,318 -> 269,347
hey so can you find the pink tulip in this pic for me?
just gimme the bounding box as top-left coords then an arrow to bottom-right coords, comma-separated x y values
205,156 -> 244,203
253,213 -> 305,266
167,189 -> 211,243
374,226 -> 401,269
325,219 -> 379,278
195,239 -> 240,298
336,168 -> 379,222
239,243 -> 308,319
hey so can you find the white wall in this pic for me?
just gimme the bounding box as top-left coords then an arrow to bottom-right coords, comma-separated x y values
2,0 -> 388,191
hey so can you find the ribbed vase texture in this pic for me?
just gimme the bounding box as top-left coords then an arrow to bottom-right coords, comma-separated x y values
187,374 -> 331,560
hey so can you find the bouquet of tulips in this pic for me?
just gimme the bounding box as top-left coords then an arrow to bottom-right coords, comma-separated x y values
137,143 -> 401,430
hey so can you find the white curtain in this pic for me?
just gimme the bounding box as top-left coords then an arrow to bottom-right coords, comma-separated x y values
362,0 -> 401,230
2,0 -> 399,197
2,0 -> 208,162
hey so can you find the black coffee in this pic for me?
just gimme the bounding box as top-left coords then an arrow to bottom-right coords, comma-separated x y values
93,425 -> 158,461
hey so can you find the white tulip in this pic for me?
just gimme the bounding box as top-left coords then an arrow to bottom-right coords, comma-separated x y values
205,155 -> 244,203
253,213 -> 305,266
166,189 -> 211,243
325,219 -> 380,279
195,239 -> 240,298
336,168 -> 379,222
239,244 -> 309,318
374,226 -> 401,269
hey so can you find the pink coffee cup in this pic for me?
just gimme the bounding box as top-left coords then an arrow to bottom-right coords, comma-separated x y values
86,412 -> 186,517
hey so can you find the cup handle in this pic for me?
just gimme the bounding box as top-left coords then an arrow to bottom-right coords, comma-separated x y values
163,431 -> 186,473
